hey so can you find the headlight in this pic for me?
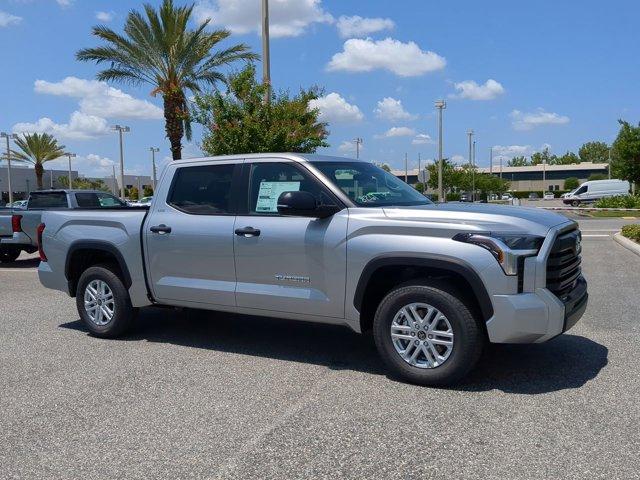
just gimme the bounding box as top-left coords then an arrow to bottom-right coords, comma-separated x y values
453,233 -> 543,275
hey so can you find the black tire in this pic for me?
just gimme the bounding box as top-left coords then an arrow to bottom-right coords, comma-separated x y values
571,200 -> 580,207
0,248 -> 20,263
75,265 -> 134,338
373,284 -> 484,386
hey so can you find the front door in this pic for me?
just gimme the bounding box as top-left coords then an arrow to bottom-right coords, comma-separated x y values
145,161 -> 238,307
234,160 -> 348,318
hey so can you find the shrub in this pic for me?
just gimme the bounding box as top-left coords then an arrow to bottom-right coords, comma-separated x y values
621,224 -> 640,242
595,195 -> 640,209
564,177 -> 580,190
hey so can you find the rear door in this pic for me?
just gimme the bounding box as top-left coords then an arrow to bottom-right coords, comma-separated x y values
233,159 -> 348,318
145,161 -> 240,306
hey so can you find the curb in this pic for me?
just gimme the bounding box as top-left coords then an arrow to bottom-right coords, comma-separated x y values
613,232 -> 640,257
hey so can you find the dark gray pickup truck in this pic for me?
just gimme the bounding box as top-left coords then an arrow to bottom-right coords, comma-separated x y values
0,190 -> 126,262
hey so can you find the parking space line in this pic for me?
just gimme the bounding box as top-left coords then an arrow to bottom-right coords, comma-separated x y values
582,234 -> 612,237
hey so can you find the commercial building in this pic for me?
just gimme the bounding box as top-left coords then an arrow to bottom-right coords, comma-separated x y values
392,162 -> 610,192
1,165 -> 79,202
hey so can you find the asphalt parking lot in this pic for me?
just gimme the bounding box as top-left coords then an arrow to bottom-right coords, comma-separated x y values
1,217 -> 639,480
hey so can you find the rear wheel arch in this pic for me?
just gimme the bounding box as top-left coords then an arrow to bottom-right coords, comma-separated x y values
354,256 -> 494,333
65,241 -> 131,297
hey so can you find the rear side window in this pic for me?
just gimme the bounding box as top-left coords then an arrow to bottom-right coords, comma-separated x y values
28,192 -> 68,208
168,164 -> 235,215
75,192 -> 126,208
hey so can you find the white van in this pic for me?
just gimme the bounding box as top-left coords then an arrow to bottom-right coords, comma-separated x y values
562,179 -> 630,206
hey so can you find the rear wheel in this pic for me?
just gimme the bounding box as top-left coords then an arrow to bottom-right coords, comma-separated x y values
76,265 -> 134,338
373,284 -> 484,386
571,200 -> 580,207
0,247 -> 20,263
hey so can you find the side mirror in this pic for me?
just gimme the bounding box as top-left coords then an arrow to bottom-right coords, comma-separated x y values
277,191 -> 339,218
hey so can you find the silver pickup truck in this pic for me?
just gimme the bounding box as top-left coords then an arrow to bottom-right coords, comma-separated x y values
0,190 -> 126,262
37,154 -> 588,385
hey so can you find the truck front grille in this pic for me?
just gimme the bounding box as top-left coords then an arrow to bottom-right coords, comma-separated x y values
546,227 -> 582,299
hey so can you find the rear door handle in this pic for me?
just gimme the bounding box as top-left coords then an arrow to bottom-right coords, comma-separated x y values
235,226 -> 261,237
150,224 -> 172,234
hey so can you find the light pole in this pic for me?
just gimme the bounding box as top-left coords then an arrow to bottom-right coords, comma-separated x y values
261,0 -> 271,102
417,153 -> 421,184
150,147 -> 159,191
112,125 -> 130,200
112,165 -> 117,196
66,153 -> 76,189
542,156 -> 546,194
404,153 -> 408,183
489,147 -> 493,174
136,176 -> 142,200
472,140 -> 476,201
435,100 -> 446,202
354,137 -> 363,159
608,147 -> 612,179
467,130 -> 474,201
1,132 -> 18,205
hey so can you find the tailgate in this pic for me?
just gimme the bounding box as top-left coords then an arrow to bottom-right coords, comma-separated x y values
0,210 -> 13,238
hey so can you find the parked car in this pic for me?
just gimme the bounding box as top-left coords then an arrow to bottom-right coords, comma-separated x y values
0,190 -> 127,262
562,179 -> 630,207
459,192 -> 472,202
129,196 -> 153,207
543,192 -> 555,200
4,200 -> 28,209
37,154 -> 587,386
528,192 -> 539,200
501,193 -> 514,201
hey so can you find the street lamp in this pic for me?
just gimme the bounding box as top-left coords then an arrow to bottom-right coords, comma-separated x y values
353,137 -> 363,159
1,132 -> 19,205
112,125 -> 130,200
150,147 -> 160,191
467,130 -> 474,201
66,153 -> 76,189
435,100 -> 446,202
261,0 -> 271,102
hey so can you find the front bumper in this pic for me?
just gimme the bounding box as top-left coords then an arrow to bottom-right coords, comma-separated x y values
486,276 -> 588,344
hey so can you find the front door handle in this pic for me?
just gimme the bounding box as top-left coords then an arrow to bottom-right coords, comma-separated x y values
235,226 -> 261,237
150,224 -> 172,234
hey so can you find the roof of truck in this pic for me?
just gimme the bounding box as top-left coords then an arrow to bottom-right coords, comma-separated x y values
172,153 -> 366,164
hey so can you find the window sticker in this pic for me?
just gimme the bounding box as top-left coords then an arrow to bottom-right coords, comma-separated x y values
255,181 -> 301,212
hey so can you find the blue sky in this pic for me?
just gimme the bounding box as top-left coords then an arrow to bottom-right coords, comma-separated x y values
1,0 -> 638,178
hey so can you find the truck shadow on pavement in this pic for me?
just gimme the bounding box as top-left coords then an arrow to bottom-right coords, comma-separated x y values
0,258 -> 40,269
60,307 -> 608,394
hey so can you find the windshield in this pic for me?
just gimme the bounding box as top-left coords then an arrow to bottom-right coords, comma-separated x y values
312,161 -> 432,207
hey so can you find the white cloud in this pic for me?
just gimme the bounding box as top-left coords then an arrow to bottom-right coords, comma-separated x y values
35,77 -> 163,120
491,145 -> 534,159
56,0 -> 73,7
308,92 -> 363,123
412,133 -> 434,145
374,97 -> 416,121
95,11 -> 114,22
193,0 -> 333,38
450,154 -> 466,164
376,126 -> 416,139
327,37 -> 446,77
510,109 -> 570,131
0,11 -> 22,27
450,79 -> 505,101
336,15 -> 394,38
337,140 -> 361,154
13,111 -> 110,141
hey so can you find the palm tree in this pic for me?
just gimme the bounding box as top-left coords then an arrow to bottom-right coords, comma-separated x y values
9,133 -> 67,190
76,0 -> 258,160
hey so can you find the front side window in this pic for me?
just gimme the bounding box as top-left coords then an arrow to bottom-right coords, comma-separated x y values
574,185 -> 587,195
248,162 -> 334,214
169,164 -> 234,214
312,161 -> 432,207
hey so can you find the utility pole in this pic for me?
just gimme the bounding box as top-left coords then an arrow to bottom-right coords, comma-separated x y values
150,147 -> 159,191
472,140 -> 476,202
500,156 -> 503,180
435,100 -> 446,202
354,137 -> 363,159
261,0 -> 271,102
112,165 -> 117,196
608,147 -> 612,179
112,125 -> 130,200
50,170 -> 53,189
66,153 -> 76,189
404,153 -> 408,183
543,156 -> 547,194
137,177 -> 142,200
489,147 -> 493,174
467,130 -> 474,201
1,132 -> 18,205
417,153 -> 421,183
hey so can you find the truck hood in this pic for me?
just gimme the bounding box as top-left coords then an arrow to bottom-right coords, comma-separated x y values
382,203 -> 573,237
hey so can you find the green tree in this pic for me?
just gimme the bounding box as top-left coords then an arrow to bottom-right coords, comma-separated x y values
380,163 -> 392,172
414,182 -> 425,193
564,177 -> 580,190
128,186 -> 139,200
143,185 -> 154,197
57,176 -> 110,191
76,0 -> 257,160
555,151 -> 580,165
531,147 -> 556,166
193,65 -> 329,155
427,159 -> 459,196
507,156 -> 529,167
612,120 -> 640,185
7,133 -> 66,190
477,174 -> 510,195
588,173 -> 607,181
579,141 -> 610,163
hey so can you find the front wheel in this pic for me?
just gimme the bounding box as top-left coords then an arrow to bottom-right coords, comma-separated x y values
76,265 -> 134,338
373,284 -> 484,386
571,200 -> 580,207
